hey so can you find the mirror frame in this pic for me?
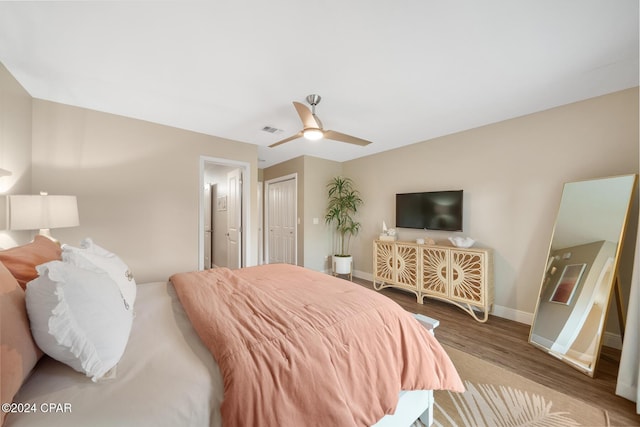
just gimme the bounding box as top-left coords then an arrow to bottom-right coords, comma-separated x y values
529,174 -> 638,377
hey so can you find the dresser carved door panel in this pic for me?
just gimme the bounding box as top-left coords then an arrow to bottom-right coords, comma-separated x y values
373,241 -> 420,302
421,247 -> 448,298
374,241 -> 394,283
449,249 -> 486,306
373,240 -> 493,323
394,243 -> 418,289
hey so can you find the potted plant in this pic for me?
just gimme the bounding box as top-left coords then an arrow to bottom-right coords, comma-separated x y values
324,176 -> 363,274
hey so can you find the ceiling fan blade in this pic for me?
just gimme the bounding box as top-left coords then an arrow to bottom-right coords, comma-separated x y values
268,131 -> 304,148
323,130 -> 372,146
293,102 -> 321,129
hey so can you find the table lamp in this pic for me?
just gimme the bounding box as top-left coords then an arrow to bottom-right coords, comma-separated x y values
7,192 -> 79,242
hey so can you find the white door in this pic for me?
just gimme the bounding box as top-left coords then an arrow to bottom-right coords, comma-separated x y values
227,169 -> 242,269
258,181 -> 264,265
204,183 -> 213,269
267,177 -> 296,265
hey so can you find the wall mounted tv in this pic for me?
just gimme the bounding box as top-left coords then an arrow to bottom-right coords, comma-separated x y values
395,190 -> 463,231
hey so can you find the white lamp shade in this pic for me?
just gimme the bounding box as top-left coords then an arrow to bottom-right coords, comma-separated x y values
8,195 -> 79,230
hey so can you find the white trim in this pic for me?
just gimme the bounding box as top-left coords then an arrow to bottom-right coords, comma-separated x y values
352,270 -> 624,348
353,269 -> 373,282
198,156 -> 251,270
491,305 -> 534,325
603,331 -> 623,350
264,173 -> 297,265
353,269 -> 534,325
530,333 -> 556,349
258,181 -> 264,265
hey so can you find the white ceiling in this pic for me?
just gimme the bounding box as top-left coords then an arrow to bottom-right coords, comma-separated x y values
0,1 -> 638,168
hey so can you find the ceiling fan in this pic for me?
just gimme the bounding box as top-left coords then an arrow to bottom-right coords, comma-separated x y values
269,94 -> 372,148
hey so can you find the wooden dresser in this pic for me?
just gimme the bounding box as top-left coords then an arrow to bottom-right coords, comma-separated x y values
373,240 -> 494,322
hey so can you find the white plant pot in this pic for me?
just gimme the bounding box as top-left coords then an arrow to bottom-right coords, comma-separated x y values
333,255 -> 352,274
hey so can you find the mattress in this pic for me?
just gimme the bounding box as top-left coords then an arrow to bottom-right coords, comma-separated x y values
4,282 -> 224,427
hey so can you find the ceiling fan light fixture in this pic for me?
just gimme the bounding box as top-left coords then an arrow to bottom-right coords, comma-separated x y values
268,94 -> 372,148
303,128 -> 323,141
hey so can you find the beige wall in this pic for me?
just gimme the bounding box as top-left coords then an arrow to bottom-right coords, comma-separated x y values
29,99 -> 258,283
0,61 -> 259,283
344,88 -> 639,322
302,156 -> 342,272
0,63 -> 33,247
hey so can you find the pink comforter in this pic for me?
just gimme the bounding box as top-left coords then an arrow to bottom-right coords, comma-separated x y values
171,264 -> 463,427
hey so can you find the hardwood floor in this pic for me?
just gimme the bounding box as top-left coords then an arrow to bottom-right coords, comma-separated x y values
353,278 -> 640,427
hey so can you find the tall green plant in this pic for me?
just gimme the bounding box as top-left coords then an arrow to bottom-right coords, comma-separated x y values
324,176 -> 363,256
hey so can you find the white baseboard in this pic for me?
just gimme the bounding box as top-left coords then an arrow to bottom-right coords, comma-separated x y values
491,305 -> 534,325
603,331 -> 623,350
355,270 -> 533,324
353,269 -> 372,282
353,270 -> 623,349
530,333 -> 556,349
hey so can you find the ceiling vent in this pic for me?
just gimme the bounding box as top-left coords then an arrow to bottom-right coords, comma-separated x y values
262,126 -> 282,133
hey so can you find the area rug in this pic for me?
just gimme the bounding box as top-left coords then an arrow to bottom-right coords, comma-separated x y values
431,345 -> 610,427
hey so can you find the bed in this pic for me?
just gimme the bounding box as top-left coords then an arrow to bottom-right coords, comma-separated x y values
1,237 -> 463,427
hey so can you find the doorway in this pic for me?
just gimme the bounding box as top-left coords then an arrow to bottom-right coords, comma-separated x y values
199,156 -> 251,270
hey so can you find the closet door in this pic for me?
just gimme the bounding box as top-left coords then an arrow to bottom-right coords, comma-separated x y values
266,177 -> 296,265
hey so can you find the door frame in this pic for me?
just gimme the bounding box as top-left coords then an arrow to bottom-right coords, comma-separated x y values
264,173 -> 298,265
198,156 -> 251,270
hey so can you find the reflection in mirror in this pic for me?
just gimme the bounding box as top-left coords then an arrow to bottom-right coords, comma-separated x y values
529,174 -> 637,377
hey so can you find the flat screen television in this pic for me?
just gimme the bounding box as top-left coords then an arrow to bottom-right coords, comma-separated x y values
395,190 -> 463,231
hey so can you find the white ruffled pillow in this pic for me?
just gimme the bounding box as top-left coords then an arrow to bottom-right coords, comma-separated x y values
25,261 -> 133,381
62,238 -> 136,310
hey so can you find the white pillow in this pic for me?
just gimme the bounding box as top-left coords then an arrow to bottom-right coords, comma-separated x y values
25,261 -> 133,381
62,238 -> 136,310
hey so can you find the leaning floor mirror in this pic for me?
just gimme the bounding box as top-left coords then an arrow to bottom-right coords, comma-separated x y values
529,174 -> 638,377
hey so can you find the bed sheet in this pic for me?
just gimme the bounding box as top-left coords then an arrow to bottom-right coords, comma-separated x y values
4,282 -> 223,427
